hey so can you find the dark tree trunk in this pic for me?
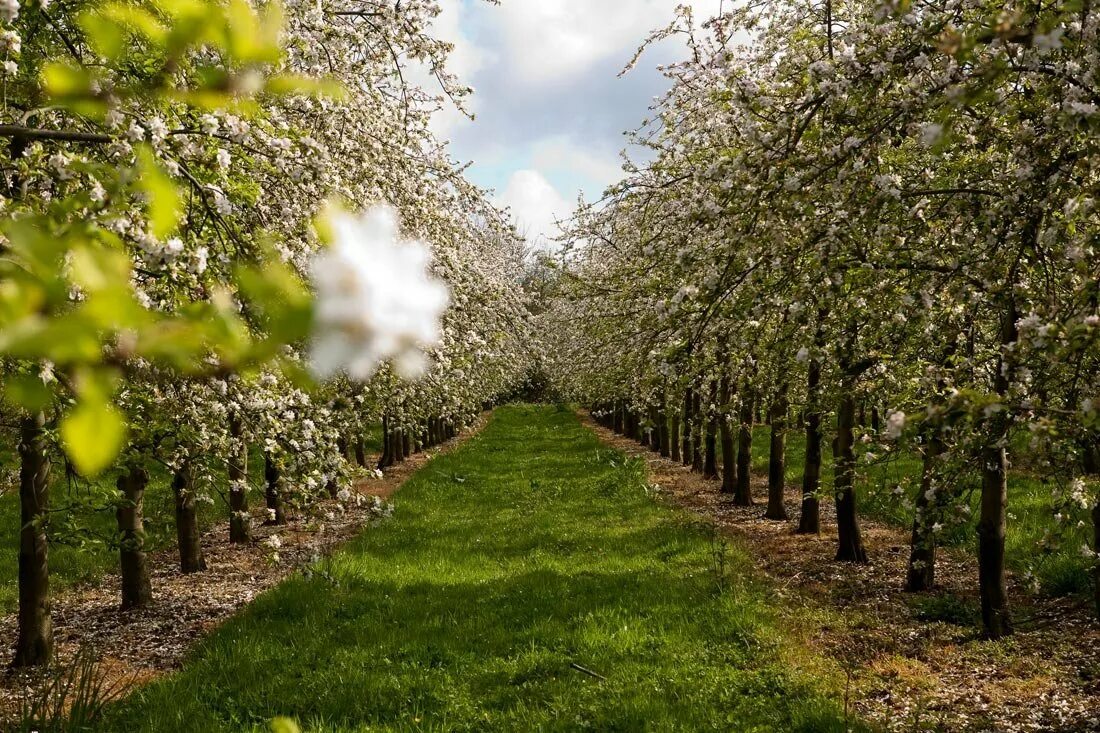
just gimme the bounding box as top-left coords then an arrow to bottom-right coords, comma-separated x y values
395,427 -> 406,462
670,402 -> 681,462
1094,498 -> 1100,620
978,303 -> 1016,638
719,377 -> 736,494
13,411 -> 51,668
402,430 -> 412,459
906,429 -> 945,591
834,385 -> 868,563
658,395 -> 670,457
691,390 -> 704,472
682,388 -> 693,466
173,462 -> 206,574
1089,439 -> 1100,620
797,354 -> 823,534
355,436 -> 367,466
263,453 -> 287,526
979,439 -> 1011,636
228,415 -> 250,545
871,406 -> 881,433
735,391 -> 754,506
765,393 -> 789,520
117,466 -> 153,610
378,415 -> 393,469
704,383 -> 719,479
336,436 -> 349,463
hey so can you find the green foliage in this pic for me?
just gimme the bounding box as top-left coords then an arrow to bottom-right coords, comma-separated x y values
99,407 -> 859,732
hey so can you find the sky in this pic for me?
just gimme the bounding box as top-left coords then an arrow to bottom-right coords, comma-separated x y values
426,0 -> 726,250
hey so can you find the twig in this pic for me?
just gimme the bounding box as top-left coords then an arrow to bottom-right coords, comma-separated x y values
569,662 -> 607,681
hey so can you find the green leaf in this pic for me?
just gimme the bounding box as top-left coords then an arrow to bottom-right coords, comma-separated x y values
136,146 -> 181,239
61,398 -> 127,477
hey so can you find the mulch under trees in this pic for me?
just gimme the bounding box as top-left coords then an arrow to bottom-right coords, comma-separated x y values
0,415 -> 488,725
582,412 -> 1100,733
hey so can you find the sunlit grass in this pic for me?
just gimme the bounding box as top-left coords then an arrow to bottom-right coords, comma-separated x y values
100,405 -> 857,732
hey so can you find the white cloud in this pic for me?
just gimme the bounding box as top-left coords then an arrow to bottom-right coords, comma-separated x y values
490,0 -> 726,85
496,170 -> 572,251
529,136 -> 624,195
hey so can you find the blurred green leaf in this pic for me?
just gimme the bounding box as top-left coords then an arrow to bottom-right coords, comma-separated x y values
61,397 -> 127,477
136,145 -> 181,239
269,717 -> 301,733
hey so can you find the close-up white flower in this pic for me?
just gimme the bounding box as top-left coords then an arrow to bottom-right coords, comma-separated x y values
309,205 -> 450,381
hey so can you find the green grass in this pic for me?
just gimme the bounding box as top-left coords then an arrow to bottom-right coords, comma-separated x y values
100,405 -> 857,732
743,425 -> 1092,598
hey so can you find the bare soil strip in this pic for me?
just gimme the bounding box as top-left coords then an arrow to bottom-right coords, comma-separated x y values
581,412 -> 1100,733
0,415 -> 487,723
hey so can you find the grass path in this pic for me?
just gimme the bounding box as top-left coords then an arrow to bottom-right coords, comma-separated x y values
101,405 -> 853,732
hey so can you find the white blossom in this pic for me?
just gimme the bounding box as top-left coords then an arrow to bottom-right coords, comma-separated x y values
884,410 -> 906,440
309,205 -> 450,381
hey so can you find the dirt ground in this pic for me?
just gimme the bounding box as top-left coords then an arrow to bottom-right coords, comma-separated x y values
582,413 -> 1100,733
0,415 -> 487,725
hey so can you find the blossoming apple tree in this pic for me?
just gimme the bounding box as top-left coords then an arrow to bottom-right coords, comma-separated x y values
546,0 -> 1100,638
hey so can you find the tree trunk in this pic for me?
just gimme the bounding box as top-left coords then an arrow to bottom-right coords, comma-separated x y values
642,402 -> 651,449
691,390 -> 704,472
117,466 -> 153,610
658,396 -> 670,458
682,388 -> 693,467
834,385 -> 868,563
670,402 -> 681,462
228,415 -> 250,545
719,377 -> 736,494
703,383 -> 718,479
906,429 -> 945,591
355,435 -> 367,466
765,393 -> 789,520
978,303 -> 1016,638
1089,438 -> 1100,620
735,392 -> 754,506
979,440 -> 1011,636
797,355 -> 823,534
378,415 -> 393,469
395,427 -> 406,462
173,462 -> 206,574
13,411 -> 52,668
402,429 -> 412,459
1093,498 -> 1100,619
264,453 -> 287,526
